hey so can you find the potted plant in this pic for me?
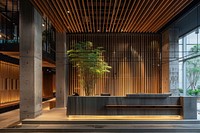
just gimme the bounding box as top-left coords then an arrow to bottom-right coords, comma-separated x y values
67,41 -> 111,96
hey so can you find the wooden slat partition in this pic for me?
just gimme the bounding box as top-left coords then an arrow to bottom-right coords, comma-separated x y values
0,61 -> 19,104
67,33 -> 162,96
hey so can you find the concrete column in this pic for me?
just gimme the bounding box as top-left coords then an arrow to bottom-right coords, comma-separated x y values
19,0 -> 42,120
56,32 -> 67,108
169,28 -> 179,96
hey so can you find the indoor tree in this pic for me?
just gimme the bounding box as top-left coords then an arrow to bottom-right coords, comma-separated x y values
67,41 -> 111,96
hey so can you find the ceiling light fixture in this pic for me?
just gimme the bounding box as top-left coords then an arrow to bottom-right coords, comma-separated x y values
0,34 -> 2,38
67,10 -> 70,14
42,23 -> 45,27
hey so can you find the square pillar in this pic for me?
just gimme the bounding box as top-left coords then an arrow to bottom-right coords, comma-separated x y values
19,0 -> 42,120
56,32 -> 67,108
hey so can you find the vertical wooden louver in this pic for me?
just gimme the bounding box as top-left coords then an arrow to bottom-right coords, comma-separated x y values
67,33 -> 162,96
0,61 -> 19,104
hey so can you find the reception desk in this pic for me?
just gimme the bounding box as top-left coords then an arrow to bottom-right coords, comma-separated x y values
67,94 -> 197,119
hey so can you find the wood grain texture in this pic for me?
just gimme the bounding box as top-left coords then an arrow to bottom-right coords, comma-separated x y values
30,0 -> 192,33
67,33 -> 164,96
67,96 -> 181,115
0,61 -> 19,104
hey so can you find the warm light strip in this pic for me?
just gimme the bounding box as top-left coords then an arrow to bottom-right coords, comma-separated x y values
68,115 -> 183,120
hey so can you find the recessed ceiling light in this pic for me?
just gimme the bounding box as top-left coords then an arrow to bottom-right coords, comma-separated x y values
97,29 -> 100,32
121,29 -> 123,32
0,34 -> 2,38
42,23 -> 45,27
67,10 -> 70,14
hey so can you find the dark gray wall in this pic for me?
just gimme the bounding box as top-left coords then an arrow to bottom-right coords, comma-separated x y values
171,4 -> 200,37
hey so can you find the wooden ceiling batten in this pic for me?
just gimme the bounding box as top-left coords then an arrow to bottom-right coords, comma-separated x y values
91,0 -> 95,32
96,0 -> 98,32
59,0 -> 74,32
72,0 -> 84,32
106,0 -> 112,32
134,0 -> 159,32
82,0 -> 89,32
77,0 -> 86,32
124,0 -> 141,32
30,0 -> 193,33
99,0 -> 101,32
111,0 -> 122,32
138,0 -> 171,33
147,0 -> 179,32
56,0 -> 72,32
134,0 -> 156,32
150,0 -> 189,32
108,0 -> 117,32
115,0 -> 126,32
102,0 -> 107,32
117,0 -> 132,32
51,0 -> 68,32
86,0 -> 92,32
68,0 -> 81,32
65,0 -> 79,32
45,0 -> 65,32
35,0 -> 62,32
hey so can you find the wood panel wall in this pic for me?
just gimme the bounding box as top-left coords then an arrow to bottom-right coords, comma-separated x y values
67,33 -> 162,96
43,72 -> 55,98
0,60 -> 56,104
0,61 -> 19,104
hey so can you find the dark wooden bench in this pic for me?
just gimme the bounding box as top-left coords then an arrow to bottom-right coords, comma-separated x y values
105,105 -> 182,109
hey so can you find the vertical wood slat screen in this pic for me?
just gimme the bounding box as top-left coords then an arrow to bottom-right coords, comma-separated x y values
0,61 -> 19,104
66,33 -> 162,96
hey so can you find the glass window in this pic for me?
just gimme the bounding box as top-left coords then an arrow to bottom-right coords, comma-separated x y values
179,28 -> 200,96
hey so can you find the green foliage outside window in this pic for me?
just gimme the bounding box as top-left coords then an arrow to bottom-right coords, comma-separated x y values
186,44 -> 200,96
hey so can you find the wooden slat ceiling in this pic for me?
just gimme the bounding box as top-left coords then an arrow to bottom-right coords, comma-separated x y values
30,0 -> 193,33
